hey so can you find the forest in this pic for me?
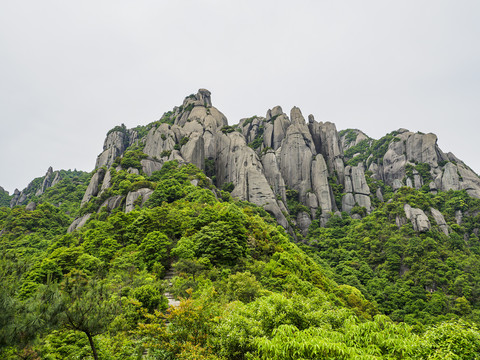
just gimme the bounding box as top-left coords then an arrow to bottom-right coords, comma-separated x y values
2,152 -> 480,359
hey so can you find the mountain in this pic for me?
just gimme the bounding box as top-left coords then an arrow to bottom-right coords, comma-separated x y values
76,89 -> 480,237
2,89 -> 480,359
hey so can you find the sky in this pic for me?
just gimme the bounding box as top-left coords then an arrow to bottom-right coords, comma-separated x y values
1,1 -> 479,193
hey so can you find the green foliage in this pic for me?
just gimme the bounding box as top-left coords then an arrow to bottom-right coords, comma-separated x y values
221,125 -> 236,134
248,124 -> 265,150
221,182 -> 234,193
120,150 -> 148,170
106,123 -> 127,136
0,188 -> 11,207
4,158 -> 480,359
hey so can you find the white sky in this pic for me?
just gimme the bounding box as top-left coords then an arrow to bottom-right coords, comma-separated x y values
1,1 -> 479,193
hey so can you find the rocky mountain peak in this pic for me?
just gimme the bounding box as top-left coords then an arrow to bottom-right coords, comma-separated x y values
77,90 -> 480,236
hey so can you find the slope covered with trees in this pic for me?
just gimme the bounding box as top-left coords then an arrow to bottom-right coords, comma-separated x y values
1,159 -> 480,359
2,90 -> 480,359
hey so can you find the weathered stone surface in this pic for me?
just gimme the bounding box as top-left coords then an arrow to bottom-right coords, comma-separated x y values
441,162 -> 460,191
278,114 -> 315,200
215,131 -> 288,228
392,179 -> 404,191
297,211 -> 312,236
181,133 -> 205,171
376,188 -> 384,202
125,188 -> 154,213
343,164 -> 371,213
311,155 -> 333,214
127,167 -> 139,175
342,193 -> 356,213
98,195 -> 124,213
143,124 -> 176,159
81,169 -> 106,206
141,158 -> 164,177
36,167 -> 54,196
67,213 -> 92,233
96,129 -> 137,169
457,163 -> 480,198
404,204 -> 431,232
339,129 -> 370,151
261,151 -> 286,202
430,207 -> 449,235
10,189 -> 20,207
455,210 -> 463,225
25,202 -> 36,211
100,169 -> 112,193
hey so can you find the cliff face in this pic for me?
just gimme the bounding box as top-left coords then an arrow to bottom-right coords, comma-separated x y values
340,128 -> 480,199
10,166 -> 63,207
78,89 -> 480,235
83,89 -> 374,234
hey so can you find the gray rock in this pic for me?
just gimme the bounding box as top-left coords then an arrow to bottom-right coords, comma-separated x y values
141,158 -> 164,177
455,210 -> 463,225
430,207 -> 449,235
376,188 -> 384,202
297,211 -> 312,236
25,202 -> 36,211
215,131 -> 288,228
392,179 -> 404,191
404,204 -> 431,232
342,193 -> 356,213
180,133 -> 205,171
262,151 -> 287,202
35,167 -> 54,196
100,169 -> 112,194
10,189 -> 20,207
441,162 -> 460,191
67,213 -> 92,233
95,129 -> 137,169
98,195 -> 124,213
125,188 -> 154,213
81,168 -> 106,206
311,155 -> 333,213
197,89 -> 212,107
127,167 -> 139,175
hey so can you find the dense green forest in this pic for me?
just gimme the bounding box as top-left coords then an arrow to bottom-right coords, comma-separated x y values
2,155 -> 480,359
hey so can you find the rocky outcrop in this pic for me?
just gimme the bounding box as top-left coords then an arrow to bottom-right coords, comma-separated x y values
215,131 -> 288,228
96,128 -> 138,169
84,89 -> 480,236
10,189 -> 21,207
25,202 -> 36,211
430,207 -> 449,236
342,164 -> 371,213
125,188 -> 154,213
98,195 -> 124,213
141,158 -> 164,177
67,213 -> 92,233
360,129 -> 480,199
339,129 -> 370,151
81,169 -> 106,206
36,167 -> 54,196
404,204 -> 431,232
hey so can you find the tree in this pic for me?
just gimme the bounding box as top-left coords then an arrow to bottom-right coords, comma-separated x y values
59,271 -> 121,360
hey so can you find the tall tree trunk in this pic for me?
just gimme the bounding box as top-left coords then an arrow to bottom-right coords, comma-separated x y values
86,332 -> 99,360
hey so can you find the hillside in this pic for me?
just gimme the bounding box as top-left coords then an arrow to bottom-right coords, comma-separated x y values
2,90 -> 480,359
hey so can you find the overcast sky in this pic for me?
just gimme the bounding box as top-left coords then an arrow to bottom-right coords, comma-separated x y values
1,1 -> 479,193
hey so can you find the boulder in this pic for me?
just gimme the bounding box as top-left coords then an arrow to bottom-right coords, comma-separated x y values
67,213 -> 92,233
404,204 -> 431,232
81,169 -> 106,206
297,211 -> 312,237
98,195 -> 124,213
125,188 -> 154,213
25,202 -> 36,211
430,207 -> 449,235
